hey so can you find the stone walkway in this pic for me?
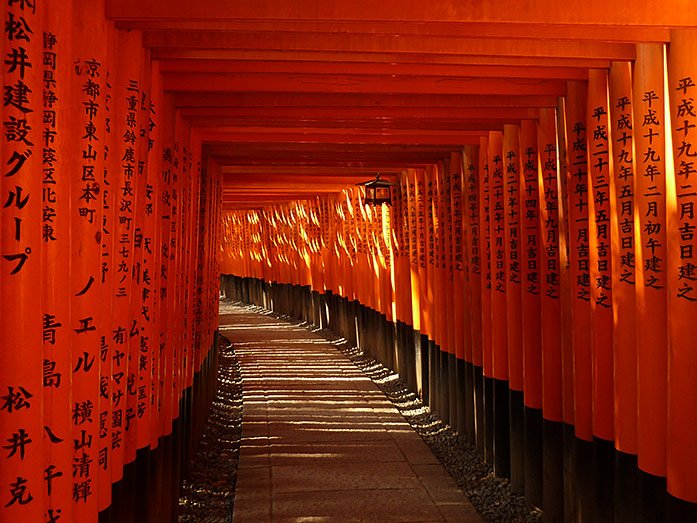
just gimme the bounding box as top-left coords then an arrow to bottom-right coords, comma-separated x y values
220,306 -> 481,523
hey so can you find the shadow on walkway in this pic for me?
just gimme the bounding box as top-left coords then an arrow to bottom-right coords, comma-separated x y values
222,304 -> 481,523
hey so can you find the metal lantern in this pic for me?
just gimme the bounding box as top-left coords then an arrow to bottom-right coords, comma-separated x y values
358,173 -> 396,206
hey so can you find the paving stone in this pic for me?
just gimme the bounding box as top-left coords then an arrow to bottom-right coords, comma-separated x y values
183,303 -> 544,522
227,304 -> 481,522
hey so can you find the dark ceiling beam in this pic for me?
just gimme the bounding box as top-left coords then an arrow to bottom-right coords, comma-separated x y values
180,106 -> 541,120
209,152 -> 455,168
113,20 -> 670,43
143,31 -> 635,61
174,92 -> 560,109
152,48 -> 612,69
221,166 -> 404,174
158,60 -> 588,80
189,119 -> 521,131
200,129 -> 487,146
161,73 -> 566,96
106,0 -> 697,27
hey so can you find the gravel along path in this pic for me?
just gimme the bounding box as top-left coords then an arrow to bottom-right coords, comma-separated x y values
321,330 -> 543,523
178,326 -> 243,522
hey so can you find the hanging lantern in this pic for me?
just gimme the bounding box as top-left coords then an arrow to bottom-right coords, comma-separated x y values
358,173 -> 396,206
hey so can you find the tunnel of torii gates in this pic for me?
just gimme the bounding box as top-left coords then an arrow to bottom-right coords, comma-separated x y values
5,1 -> 697,523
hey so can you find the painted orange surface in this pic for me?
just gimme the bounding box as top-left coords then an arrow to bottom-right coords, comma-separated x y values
464,145 -> 483,368
565,80 -> 593,441
503,124 -> 524,391
633,44 -> 669,476
608,61 -> 638,455
7,0 -> 697,512
538,108 -> 563,423
488,131 -> 508,381
479,136 -> 493,378
519,120 -> 542,409
667,28 -> 697,503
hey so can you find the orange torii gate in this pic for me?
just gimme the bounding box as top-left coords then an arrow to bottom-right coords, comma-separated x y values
4,1 -> 697,522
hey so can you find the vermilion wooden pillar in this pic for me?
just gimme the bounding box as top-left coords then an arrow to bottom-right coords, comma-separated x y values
442,159 -> 458,426
587,69 -> 615,442
139,59 -> 164,523
155,94 -> 176,523
397,173 -> 416,391
667,28 -> 697,509
109,30 -> 143,498
479,135 -> 493,461
503,125 -> 523,396
43,1 -> 74,520
556,98 -> 574,437
488,130 -> 510,478
319,197 -> 331,330
503,123 -> 524,492
432,164 -> 445,358
404,171 -> 419,333
538,107 -> 564,522
100,16 -> 121,517
425,166 -> 439,414
632,44 -> 669,493
140,58 -> 163,451
390,179 -> 405,379
463,145 -> 482,446
1,2 -> 45,521
565,80 -> 593,441
608,61 -> 638,458
564,78 -> 595,522
538,107 -> 563,423
71,2 -> 110,518
415,169 -> 430,402
519,118 -> 543,509
587,68 -> 617,521
450,152 -> 468,436
124,34 -> 149,497
608,60 -> 641,523
489,131 -> 508,383
375,196 -> 389,365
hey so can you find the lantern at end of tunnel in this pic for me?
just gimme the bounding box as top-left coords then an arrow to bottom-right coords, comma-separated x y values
358,174 -> 396,206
